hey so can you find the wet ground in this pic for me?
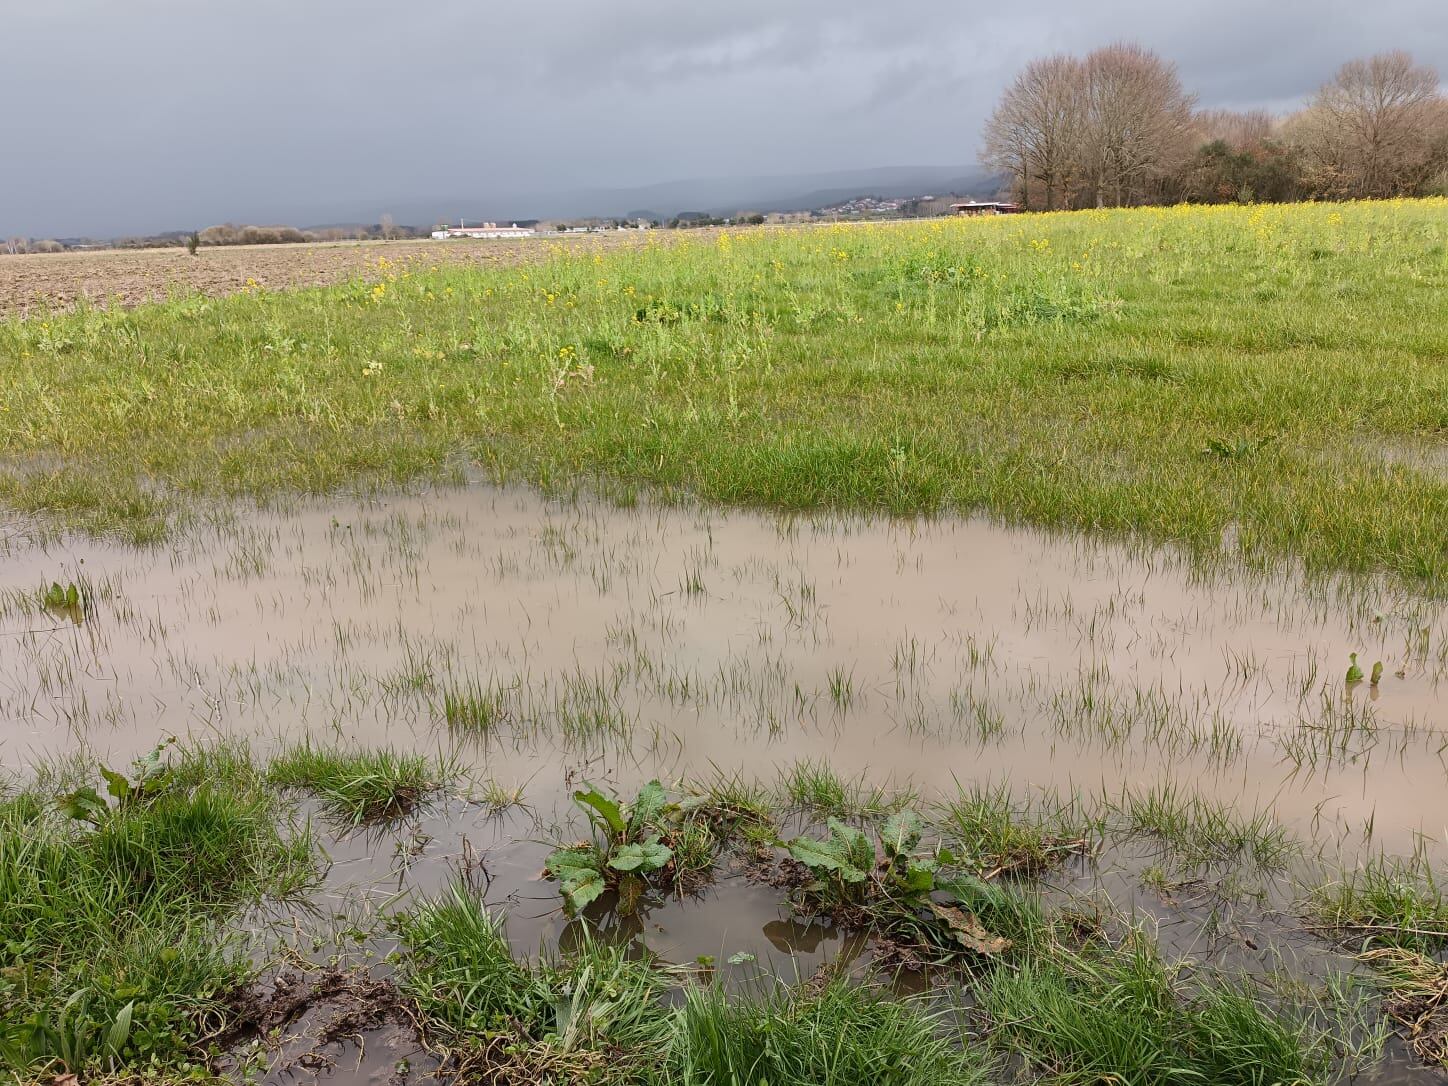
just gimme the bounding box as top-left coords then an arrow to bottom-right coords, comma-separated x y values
3,483 -> 1447,1082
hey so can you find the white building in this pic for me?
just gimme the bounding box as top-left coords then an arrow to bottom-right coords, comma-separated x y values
431,221 -> 535,239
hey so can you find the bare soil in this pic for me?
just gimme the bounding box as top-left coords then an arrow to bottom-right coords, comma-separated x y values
0,233 -> 660,318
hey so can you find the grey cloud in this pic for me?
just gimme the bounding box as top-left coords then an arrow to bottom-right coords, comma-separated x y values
2,0 -> 1445,237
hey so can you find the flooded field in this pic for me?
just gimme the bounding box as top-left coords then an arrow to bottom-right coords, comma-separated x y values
3,201 -> 1446,1084
5,483 -> 1445,843
4,482 -> 1447,1083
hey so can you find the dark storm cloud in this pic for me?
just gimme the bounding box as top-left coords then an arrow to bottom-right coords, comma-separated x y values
3,0 -> 1445,236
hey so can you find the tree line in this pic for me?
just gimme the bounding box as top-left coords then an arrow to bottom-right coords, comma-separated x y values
982,46 -> 1448,209
2,220 -> 426,257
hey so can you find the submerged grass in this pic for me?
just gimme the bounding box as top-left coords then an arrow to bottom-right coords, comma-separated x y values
1105,783 -> 1298,873
3,200 -> 1446,585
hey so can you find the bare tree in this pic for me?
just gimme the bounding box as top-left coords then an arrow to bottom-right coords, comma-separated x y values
981,55 -> 1085,210
1080,43 -> 1197,207
379,213 -> 398,240
982,94 -> 1034,208
1195,109 -> 1276,152
1288,51 -> 1448,198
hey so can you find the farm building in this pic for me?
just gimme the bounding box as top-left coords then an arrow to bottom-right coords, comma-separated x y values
950,201 -> 1022,216
431,221 -> 535,239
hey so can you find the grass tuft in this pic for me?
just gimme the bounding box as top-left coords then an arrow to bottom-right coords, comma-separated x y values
777,759 -> 912,819
936,783 -> 1094,878
668,979 -> 990,1085
984,938 -> 1317,1085
394,884 -> 670,1083
265,743 -> 449,825
1309,853 -> 1448,954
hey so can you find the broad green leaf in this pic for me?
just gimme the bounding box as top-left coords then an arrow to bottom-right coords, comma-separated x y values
546,846 -> 600,879
609,840 -> 672,872
563,870 -> 606,911
136,744 -> 164,778
936,873 -> 1014,912
638,840 -> 672,869
617,872 -> 644,915
572,785 -> 626,836
106,1000 -> 135,1055
628,779 -> 669,834
547,847 -> 607,912
881,810 -> 922,858
100,766 -> 132,802
58,786 -> 107,823
789,835 -> 867,881
828,819 -> 875,872
899,863 -> 936,895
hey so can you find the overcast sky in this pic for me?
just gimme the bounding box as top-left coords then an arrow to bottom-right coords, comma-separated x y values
4,0 -> 1445,237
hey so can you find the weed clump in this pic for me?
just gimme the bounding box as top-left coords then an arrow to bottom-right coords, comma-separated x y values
544,779 -> 746,915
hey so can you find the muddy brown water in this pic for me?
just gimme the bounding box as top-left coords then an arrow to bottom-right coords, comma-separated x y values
3,484 -> 1446,1082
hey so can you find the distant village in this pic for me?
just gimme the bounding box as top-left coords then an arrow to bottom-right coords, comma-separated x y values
423,192 -> 1016,243
4,190 -> 1013,254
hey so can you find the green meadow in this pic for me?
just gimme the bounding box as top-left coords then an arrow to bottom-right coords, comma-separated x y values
3,199 -> 1445,583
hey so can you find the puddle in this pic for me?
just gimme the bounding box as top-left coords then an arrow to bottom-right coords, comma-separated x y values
2,483 -> 1443,850
3,483 -> 1447,1080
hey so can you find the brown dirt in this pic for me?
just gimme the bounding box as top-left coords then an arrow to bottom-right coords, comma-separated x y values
218,967 -> 427,1083
0,232 -> 667,318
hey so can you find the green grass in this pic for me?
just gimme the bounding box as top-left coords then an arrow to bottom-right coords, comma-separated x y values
777,758 -> 912,818
3,200 -> 1446,585
1309,853 -> 1448,953
936,783 -> 1094,878
264,742 -> 449,825
666,981 -> 990,1085
393,884 -> 674,1083
1105,783 -> 1298,872
0,745 -> 314,1079
983,938 -> 1318,1085
395,883 -> 992,1085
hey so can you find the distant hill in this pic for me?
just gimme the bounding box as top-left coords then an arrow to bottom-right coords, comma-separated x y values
15,166 -> 1004,243
382,165 -> 1001,227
